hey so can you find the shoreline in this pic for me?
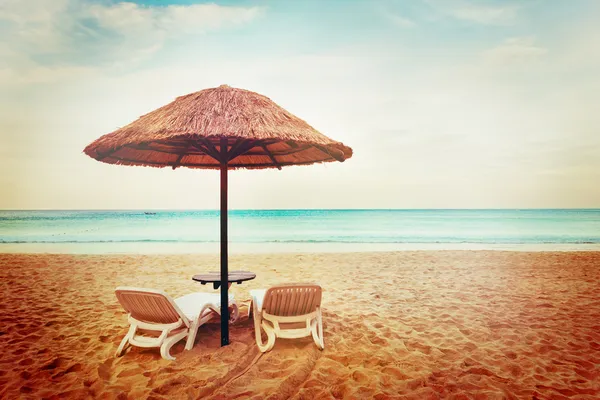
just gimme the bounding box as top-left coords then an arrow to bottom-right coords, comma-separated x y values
2,242 -> 600,254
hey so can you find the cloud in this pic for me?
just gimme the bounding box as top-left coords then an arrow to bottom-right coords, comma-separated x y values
450,4 -> 518,25
86,1 -> 260,36
425,0 -> 520,25
483,37 -> 547,65
386,13 -> 416,28
0,0 -> 262,83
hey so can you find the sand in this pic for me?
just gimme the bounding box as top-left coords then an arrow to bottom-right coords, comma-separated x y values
0,251 -> 599,399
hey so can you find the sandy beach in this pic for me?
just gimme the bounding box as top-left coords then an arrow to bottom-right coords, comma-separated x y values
1,251 -> 599,399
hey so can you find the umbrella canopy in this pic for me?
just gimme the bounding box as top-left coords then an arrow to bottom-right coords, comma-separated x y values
84,84 -> 352,347
84,85 -> 352,169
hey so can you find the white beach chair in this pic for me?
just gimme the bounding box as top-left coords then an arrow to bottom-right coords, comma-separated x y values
114,287 -> 239,360
249,284 -> 324,352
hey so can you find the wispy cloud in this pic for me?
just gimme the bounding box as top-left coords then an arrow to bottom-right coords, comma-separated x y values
483,37 -> 547,65
0,0 -> 263,83
386,12 -> 416,28
86,1 -> 261,36
425,0 -> 520,25
450,4 -> 519,25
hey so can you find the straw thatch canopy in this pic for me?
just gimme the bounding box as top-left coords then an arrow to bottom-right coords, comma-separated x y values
84,85 -> 352,170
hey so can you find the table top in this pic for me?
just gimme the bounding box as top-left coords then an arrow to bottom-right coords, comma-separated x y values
192,270 -> 256,289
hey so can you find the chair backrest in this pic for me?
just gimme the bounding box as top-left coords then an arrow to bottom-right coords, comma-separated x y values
262,284 -> 322,317
115,287 -> 187,325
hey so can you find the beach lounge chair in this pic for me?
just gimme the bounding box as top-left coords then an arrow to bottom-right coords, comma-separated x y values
114,287 -> 239,360
249,284 -> 324,352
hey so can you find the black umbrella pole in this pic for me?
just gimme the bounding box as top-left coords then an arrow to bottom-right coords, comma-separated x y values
220,162 -> 229,346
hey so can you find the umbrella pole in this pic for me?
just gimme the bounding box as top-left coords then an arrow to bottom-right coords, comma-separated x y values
220,155 -> 229,347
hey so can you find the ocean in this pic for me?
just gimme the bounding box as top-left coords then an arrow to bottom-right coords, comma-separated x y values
1,209 -> 599,253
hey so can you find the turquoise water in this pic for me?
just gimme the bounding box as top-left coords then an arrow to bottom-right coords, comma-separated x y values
1,209 -> 599,253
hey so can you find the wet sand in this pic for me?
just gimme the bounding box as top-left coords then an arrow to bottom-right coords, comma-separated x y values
1,251 -> 599,399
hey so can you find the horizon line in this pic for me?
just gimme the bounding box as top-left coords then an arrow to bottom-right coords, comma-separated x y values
2,208 -> 600,212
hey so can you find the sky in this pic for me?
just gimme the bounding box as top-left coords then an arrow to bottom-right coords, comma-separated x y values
1,0 -> 599,209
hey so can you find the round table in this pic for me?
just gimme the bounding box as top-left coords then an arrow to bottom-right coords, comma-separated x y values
192,270 -> 256,289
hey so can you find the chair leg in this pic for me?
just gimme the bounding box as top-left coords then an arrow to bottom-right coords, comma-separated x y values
116,335 -> 130,357
248,300 -> 253,319
160,330 -> 188,361
311,308 -> 325,350
260,323 -> 276,352
253,303 -> 275,353
254,320 -> 276,353
116,324 -> 136,357
185,320 -> 200,351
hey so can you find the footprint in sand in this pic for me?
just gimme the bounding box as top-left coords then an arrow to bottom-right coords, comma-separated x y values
117,367 -> 144,378
151,377 -> 192,396
404,340 -> 431,355
97,361 -> 113,381
41,357 -> 69,370
351,370 -> 370,384
20,371 -> 32,379
65,363 -> 83,374
382,366 -> 411,380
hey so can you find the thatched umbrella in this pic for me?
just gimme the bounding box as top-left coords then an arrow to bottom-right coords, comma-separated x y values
84,84 -> 352,346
